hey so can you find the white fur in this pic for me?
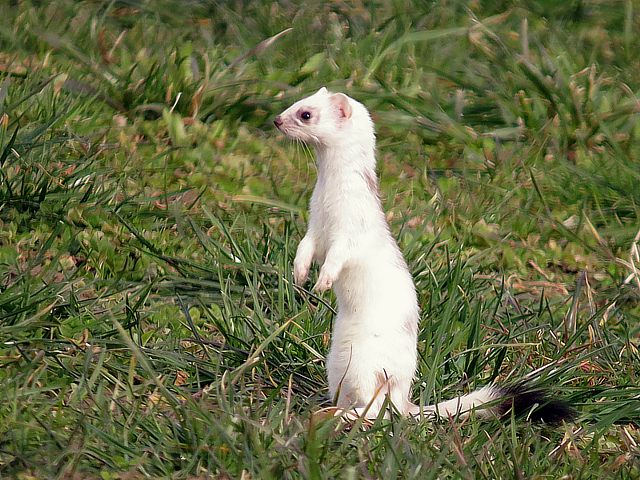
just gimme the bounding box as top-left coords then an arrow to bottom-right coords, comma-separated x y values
276,88 -> 503,420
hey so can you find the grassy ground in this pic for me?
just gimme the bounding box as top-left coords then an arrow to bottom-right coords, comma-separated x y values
1,0 -> 639,478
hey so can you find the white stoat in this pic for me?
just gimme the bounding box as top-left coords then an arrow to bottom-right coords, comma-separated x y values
274,87 -> 573,423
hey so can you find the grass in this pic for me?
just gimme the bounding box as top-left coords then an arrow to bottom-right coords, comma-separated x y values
0,0 -> 639,478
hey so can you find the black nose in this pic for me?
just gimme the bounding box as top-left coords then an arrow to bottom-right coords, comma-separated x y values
274,115 -> 283,128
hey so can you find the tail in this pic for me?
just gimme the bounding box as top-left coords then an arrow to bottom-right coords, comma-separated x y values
409,383 -> 575,424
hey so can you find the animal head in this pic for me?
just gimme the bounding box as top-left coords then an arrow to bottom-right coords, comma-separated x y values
274,87 -> 373,149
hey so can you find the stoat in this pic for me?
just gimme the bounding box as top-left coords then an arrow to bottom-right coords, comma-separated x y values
274,87 -> 574,423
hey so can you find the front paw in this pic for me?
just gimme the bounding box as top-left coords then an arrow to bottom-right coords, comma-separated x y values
313,267 -> 335,293
293,259 -> 310,285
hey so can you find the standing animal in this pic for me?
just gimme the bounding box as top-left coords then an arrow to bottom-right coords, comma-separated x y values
274,87 -> 573,423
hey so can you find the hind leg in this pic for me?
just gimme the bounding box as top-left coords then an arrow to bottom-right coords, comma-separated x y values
344,378 -> 413,420
329,364 -> 413,420
329,367 -> 386,419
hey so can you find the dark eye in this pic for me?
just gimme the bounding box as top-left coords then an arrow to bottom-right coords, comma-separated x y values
300,111 -> 312,121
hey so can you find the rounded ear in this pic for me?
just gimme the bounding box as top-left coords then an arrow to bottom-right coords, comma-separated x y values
317,87 -> 328,95
330,93 -> 352,119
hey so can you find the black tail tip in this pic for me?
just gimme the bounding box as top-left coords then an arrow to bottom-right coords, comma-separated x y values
497,383 -> 576,425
